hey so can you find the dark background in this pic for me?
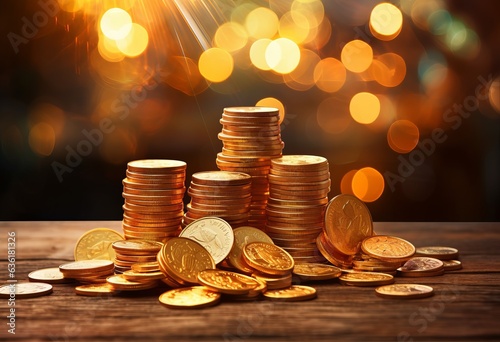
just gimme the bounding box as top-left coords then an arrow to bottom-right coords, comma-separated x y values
0,0 -> 499,222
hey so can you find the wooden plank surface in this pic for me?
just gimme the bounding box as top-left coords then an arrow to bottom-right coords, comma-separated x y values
1,221 -> 499,341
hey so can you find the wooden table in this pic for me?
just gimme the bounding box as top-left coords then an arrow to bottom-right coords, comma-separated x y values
1,221 -> 499,341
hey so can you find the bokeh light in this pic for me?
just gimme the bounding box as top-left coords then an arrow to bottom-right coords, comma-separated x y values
279,11 -> 310,44
291,0 -> 325,30
29,123 -> 56,156
100,8 -> 133,40
387,120 -> 420,153
316,97 -> 351,135
340,169 -> 357,195
98,35 -> 125,62
352,167 -> 385,202
314,57 -> 346,93
371,53 -> 406,87
198,48 -> 234,83
250,39 -> 273,71
256,97 -> 285,124
370,2 -> 403,41
489,76 -> 500,113
245,7 -> 279,39
57,0 -> 85,12
285,49 -> 320,91
214,22 -> 248,53
341,40 -> 373,73
265,38 -> 301,74
116,23 -> 149,57
165,56 -> 208,96
349,92 -> 380,124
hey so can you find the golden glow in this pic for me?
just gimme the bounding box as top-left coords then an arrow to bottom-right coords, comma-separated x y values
57,0 -> 85,12
370,3 -> 403,41
250,39 -> 272,71
340,169 -> 357,195
198,48 -> 234,82
98,35 -> 125,62
265,38 -> 301,74
286,49 -> 320,90
245,7 -> 279,39
165,56 -> 208,96
314,57 -> 346,93
214,22 -> 248,53
387,120 -> 420,153
256,97 -> 285,124
349,92 -> 380,124
29,123 -> 55,156
352,167 -> 385,202
279,11 -> 310,44
489,77 -> 500,113
291,0 -> 324,30
100,8 -> 133,40
372,53 -> 406,87
116,23 -> 149,57
341,40 -> 373,73
317,97 -> 351,134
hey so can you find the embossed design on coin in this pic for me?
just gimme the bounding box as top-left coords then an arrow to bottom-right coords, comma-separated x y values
263,285 -> 317,301
159,286 -> 221,309
324,194 -> 373,255
228,226 -> 273,273
179,217 -> 234,264
292,263 -> 342,281
361,235 -> 415,261
28,268 -> 72,284
74,228 -> 124,261
415,246 -> 459,260
197,269 -> 259,295
339,271 -> 394,286
375,284 -> 434,299
0,282 -> 53,299
243,242 -> 294,275
399,257 -> 444,272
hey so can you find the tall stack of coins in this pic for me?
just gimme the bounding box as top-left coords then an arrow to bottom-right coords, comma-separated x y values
183,171 -> 252,227
265,155 -> 330,263
318,194 -> 374,268
216,107 -> 284,229
122,160 -> 186,241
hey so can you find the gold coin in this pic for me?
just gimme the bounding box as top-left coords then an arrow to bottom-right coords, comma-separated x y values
106,274 -> 159,291
361,235 -> 415,262
122,270 -> 166,282
315,233 -> 354,268
197,269 -> 259,295
224,106 -> 279,115
271,155 -> 328,171
339,271 -> 394,287
74,228 -> 124,261
415,246 -> 459,260
28,267 -> 73,284
127,159 -> 187,173
125,171 -> 185,182
159,237 -> 215,284
324,194 -> 373,256
228,226 -> 274,273
158,286 -> 221,309
252,272 -> 292,290
263,285 -> 317,301
243,242 -> 294,276
443,259 -> 462,271
112,240 -> 163,254
131,261 -> 160,272
59,260 -> 114,276
191,171 -> 252,186
75,283 -> 116,296
292,263 -> 342,281
178,217 -> 234,264
0,282 -> 53,299
375,284 -> 434,299
398,257 -> 444,274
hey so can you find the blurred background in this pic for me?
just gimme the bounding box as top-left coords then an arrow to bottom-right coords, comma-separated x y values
0,0 -> 498,222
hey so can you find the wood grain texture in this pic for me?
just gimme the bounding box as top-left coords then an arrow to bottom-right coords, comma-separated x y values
0,222 -> 499,341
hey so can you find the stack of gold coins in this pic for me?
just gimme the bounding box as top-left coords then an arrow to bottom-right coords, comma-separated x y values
266,155 -> 330,263
318,194 -> 374,268
122,159 -> 186,241
112,240 -> 163,273
183,171 -> 252,228
59,260 -> 115,284
216,106 -> 284,229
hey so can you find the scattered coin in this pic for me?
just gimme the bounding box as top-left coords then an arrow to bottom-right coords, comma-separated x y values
227,226 -> 274,273
263,285 -> 317,301
106,274 -> 159,291
375,284 -> 434,299
442,259 -> 462,271
75,283 -> 116,296
28,267 -> 73,284
0,282 -> 53,299
243,242 -> 295,276
74,228 -> 124,261
292,263 -> 342,281
339,271 -> 394,287
398,257 -> 445,277
197,269 -> 259,295
415,246 -> 459,260
361,235 -> 415,263
159,286 -> 221,309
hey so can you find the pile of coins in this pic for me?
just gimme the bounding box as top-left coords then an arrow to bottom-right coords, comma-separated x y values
216,106 -> 284,229
59,260 -> 115,284
112,240 -> 163,273
184,171 -> 252,227
122,160 -> 186,241
266,155 -> 330,263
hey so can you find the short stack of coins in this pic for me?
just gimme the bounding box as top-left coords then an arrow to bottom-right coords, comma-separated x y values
266,155 -> 330,263
122,159 -> 186,241
216,106 -> 284,230
183,171 -> 252,227
112,240 -> 163,273
59,260 -> 115,284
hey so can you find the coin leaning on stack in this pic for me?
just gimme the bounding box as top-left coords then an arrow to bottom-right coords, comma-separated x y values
183,171 -> 252,228
216,106 -> 284,230
121,159 -> 187,242
266,155 -> 330,263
